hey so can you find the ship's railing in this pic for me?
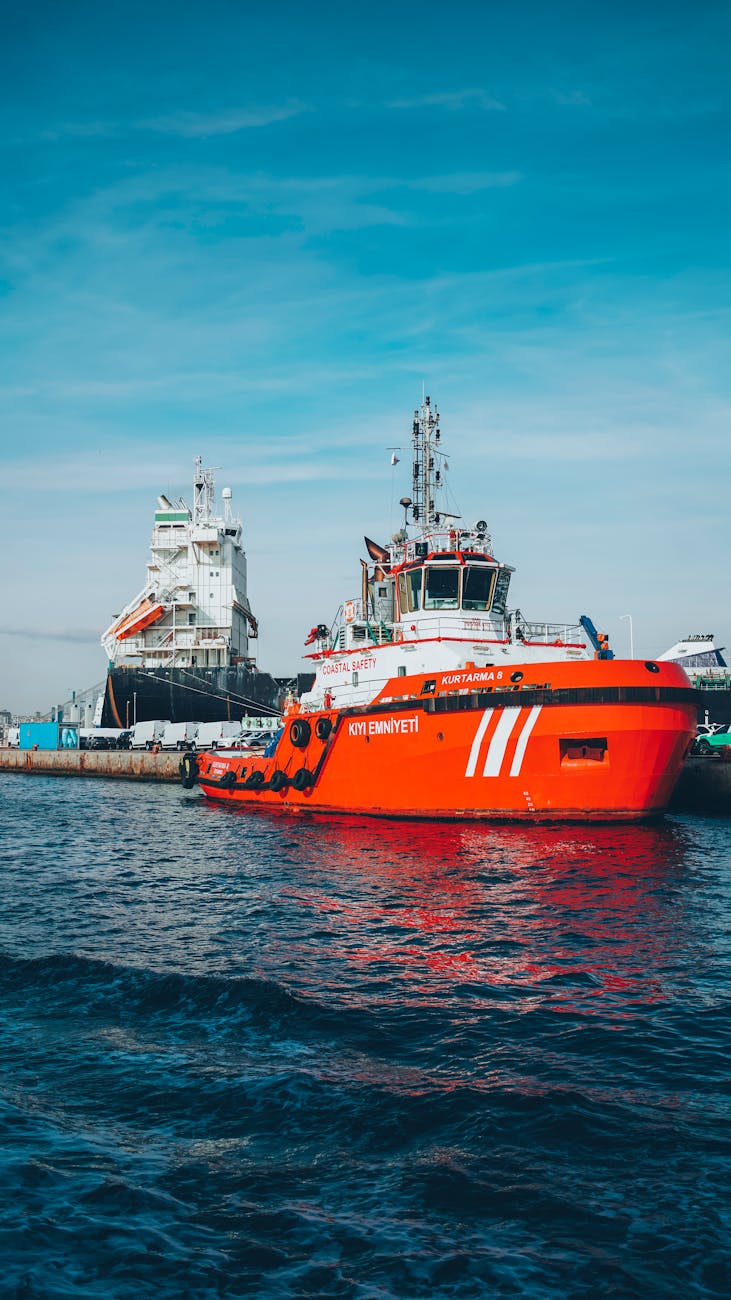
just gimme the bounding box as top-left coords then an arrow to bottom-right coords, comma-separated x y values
327,604 -> 587,653
387,527 -> 494,566
695,671 -> 731,690
397,613 -> 504,643
332,607 -> 506,649
512,618 -> 587,646
127,624 -> 230,665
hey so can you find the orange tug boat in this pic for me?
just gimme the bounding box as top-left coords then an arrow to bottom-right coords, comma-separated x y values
182,397 -> 696,821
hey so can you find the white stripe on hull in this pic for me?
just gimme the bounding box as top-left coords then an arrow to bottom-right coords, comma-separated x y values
482,707 -> 522,776
465,710 -> 492,777
509,705 -> 542,777
465,705 -> 543,779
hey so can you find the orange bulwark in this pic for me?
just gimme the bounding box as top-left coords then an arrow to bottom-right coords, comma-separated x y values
189,659 -> 696,822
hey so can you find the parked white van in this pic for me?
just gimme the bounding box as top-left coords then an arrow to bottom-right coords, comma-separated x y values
161,721 -> 199,751
195,720 -> 243,750
7,726 -> 19,748
130,720 -> 170,750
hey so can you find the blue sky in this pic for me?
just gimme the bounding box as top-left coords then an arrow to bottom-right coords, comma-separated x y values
1,0 -> 729,710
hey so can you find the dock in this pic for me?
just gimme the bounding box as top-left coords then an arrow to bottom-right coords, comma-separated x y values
0,748 -> 180,782
669,756 -> 731,815
0,747 -> 728,813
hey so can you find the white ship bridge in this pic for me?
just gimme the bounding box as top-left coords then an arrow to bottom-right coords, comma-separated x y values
300,396 -> 595,712
102,459 -> 258,671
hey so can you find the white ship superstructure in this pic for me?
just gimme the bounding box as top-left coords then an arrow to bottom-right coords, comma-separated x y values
299,395 -> 598,714
102,459 -> 257,670
658,634 -> 728,675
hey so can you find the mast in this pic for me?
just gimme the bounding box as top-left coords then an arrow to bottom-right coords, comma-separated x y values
193,456 -> 216,526
410,395 -> 442,529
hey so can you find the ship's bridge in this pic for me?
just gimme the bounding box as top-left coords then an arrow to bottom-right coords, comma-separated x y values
380,523 -> 513,628
393,553 -> 511,618
313,538 -> 515,658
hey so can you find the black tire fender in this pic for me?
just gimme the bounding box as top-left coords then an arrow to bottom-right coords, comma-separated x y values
179,752 -> 199,790
245,769 -> 266,788
314,716 -> 332,741
292,767 -> 314,792
269,770 -> 289,792
289,718 -> 312,748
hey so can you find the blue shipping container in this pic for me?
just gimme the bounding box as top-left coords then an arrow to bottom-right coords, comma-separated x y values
20,722 -> 79,750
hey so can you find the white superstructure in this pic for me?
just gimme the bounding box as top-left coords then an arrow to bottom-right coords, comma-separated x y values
658,634 -> 727,673
300,396 -> 596,713
102,459 -> 257,670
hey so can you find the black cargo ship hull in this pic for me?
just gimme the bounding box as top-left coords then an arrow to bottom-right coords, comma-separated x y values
695,686 -> 731,727
102,665 -> 284,727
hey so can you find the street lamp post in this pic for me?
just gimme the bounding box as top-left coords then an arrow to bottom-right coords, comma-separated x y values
620,614 -> 634,659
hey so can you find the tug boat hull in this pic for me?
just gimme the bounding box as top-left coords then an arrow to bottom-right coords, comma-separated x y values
191,661 -> 696,822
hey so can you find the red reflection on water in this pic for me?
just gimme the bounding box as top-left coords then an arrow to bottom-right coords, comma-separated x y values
274,815 -> 693,1011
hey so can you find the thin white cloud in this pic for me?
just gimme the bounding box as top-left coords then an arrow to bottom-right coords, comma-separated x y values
0,626 -> 98,644
1,443 -> 388,496
39,120 -> 118,140
411,171 -> 522,194
388,89 -> 506,112
28,103 -> 309,144
140,103 -> 308,136
551,89 -> 592,107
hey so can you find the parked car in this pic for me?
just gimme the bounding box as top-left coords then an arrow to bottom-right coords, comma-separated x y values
116,730 -> 133,749
696,722 -> 725,737
87,728 -> 125,750
240,730 -> 271,749
694,724 -> 731,755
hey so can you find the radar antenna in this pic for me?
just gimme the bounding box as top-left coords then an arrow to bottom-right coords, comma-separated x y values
410,395 -> 442,528
193,456 -> 218,525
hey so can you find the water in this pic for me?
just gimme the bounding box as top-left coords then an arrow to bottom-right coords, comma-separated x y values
1,772 -> 729,1299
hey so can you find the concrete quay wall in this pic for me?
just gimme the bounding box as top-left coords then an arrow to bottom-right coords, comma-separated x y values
0,748 -> 180,782
670,756 -> 731,815
0,748 -> 729,811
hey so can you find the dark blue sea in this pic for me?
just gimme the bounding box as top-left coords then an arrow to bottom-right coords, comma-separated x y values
0,772 -> 729,1298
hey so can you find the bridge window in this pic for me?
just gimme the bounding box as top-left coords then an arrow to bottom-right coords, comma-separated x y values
398,568 -> 423,613
492,569 -> 512,614
462,566 -> 495,611
424,566 -> 460,609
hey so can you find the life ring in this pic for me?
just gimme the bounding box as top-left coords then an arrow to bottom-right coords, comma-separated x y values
315,716 -> 332,741
344,600 -> 356,623
289,718 -> 311,748
269,770 -> 289,792
292,767 -> 314,792
179,752 -> 199,790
